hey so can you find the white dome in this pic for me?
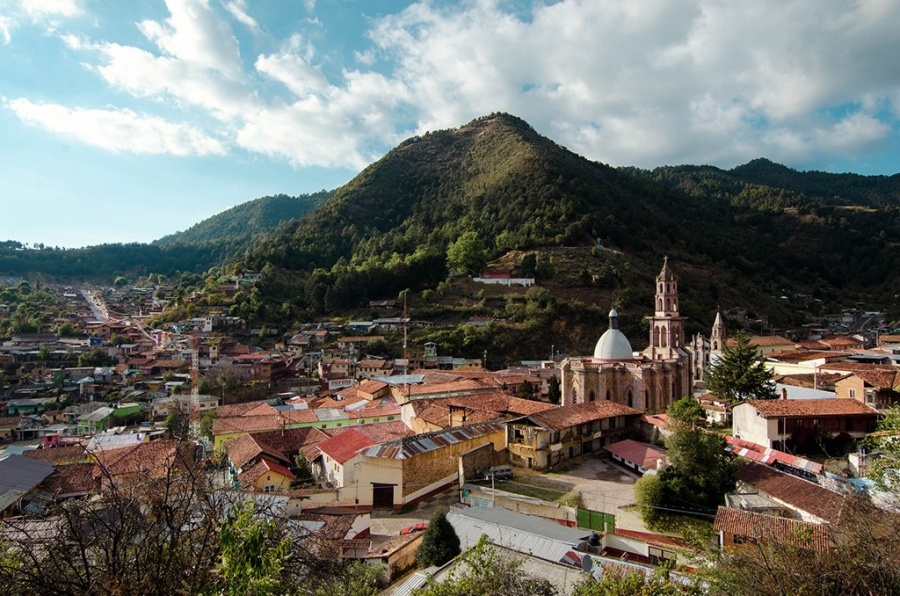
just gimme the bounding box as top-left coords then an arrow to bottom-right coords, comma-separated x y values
593,309 -> 634,360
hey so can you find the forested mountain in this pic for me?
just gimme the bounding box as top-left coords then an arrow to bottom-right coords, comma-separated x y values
0,192 -> 330,280
154,192 -> 330,247
232,113 -> 899,323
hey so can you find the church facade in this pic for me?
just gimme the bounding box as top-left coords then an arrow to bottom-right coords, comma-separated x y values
558,258 -> 693,413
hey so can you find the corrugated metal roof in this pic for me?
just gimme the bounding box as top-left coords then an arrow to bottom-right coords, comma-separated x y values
315,409 -> 349,422
0,455 -> 55,512
361,421 -> 504,459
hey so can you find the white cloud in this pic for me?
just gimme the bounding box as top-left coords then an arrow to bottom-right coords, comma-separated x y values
365,0 -> 900,168
14,0 -> 900,172
255,35 -> 328,97
0,16 -> 12,44
223,0 -> 258,31
6,98 -> 227,156
18,0 -> 82,19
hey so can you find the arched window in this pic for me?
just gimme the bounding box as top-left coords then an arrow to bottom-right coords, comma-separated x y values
605,389 -> 611,401
645,390 -> 651,411
589,390 -> 596,402
627,390 -> 633,407
661,328 -> 668,347
658,298 -> 663,311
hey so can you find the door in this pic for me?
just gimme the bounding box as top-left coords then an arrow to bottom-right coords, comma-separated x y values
372,483 -> 395,509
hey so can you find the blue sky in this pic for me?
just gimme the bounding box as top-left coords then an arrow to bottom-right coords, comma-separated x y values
2,0 -> 899,248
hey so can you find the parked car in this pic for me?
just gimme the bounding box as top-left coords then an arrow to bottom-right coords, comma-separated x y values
480,465 -> 513,481
399,523 -> 428,535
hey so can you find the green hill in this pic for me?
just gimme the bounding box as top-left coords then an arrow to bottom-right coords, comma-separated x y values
235,114 -> 899,324
154,192 -> 330,247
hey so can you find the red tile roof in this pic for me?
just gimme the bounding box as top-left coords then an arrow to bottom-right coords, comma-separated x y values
714,506 -> 830,552
24,445 -> 89,465
317,429 -> 376,464
604,439 -> 667,469
238,456 -> 295,487
38,463 -> 97,497
528,400 -> 642,431
350,421 -> 414,443
614,528 -> 685,549
213,414 -> 284,435
224,433 -> 291,470
734,463 -> 844,523
748,398 -> 878,418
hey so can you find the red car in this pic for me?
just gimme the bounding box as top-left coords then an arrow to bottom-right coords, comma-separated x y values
399,523 -> 429,535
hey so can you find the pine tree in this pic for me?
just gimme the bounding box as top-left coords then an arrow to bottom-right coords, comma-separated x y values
706,330 -> 777,401
415,511 -> 461,568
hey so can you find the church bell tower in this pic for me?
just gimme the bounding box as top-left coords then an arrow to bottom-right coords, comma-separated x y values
646,257 -> 687,360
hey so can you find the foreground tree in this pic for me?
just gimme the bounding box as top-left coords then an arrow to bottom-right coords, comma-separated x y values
414,535 -> 555,596
706,330 -> 776,401
864,405 -> 900,490
415,512 -> 462,568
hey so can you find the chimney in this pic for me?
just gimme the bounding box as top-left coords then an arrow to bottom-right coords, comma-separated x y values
781,388 -> 788,400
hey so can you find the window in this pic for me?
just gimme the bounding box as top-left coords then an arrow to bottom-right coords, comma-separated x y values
388,416 -> 395,421
849,389 -> 856,399
264,485 -> 274,493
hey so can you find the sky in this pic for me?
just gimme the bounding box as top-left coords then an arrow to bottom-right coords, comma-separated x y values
2,0 -> 899,248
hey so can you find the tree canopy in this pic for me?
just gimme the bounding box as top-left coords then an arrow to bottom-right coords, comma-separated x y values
446,231 -> 488,276
706,330 -> 776,401
415,511 -> 461,568
636,426 -> 742,526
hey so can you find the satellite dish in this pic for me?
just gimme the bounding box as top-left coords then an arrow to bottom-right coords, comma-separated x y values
581,556 -> 594,572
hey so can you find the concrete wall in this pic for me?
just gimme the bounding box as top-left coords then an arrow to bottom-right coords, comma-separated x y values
732,403 -> 775,447
459,443 -> 499,482
462,483 -> 579,526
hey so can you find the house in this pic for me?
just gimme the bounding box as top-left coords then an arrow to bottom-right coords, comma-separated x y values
834,369 -> 900,411
355,421 -> 507,509
732,335 -> 795,356
713,506 -> 830,551
355,359 -> 393,380
731,398 -> 878,449
405,392 -> 554,433
603,439 -> 667,474
506,400 -> 643,470
314,422 -> 413,488
76,406 -> 115,435
0,417 -> 21,443
733,463 -> 845,525
316,429 -> 376,488
697,393 -> 731,425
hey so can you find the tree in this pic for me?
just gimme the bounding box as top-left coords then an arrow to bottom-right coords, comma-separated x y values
165,407 -> 191,441
864,405 -> 900,490
446,231 -> 487,276
635,426 -> 742,528
706,330 -> 776,401
667,397 -> 705,427
515,380 -> 535,400
547,375 -> 562,405
216,500 -> 291,596
199,409 -> 218,440
415,535 -> 555,596
415,511 -> 461,568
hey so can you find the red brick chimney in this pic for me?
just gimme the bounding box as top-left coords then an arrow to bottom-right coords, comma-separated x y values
781,388 -> 788,400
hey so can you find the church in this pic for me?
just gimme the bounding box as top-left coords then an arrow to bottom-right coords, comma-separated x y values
558,258 -> 694,412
